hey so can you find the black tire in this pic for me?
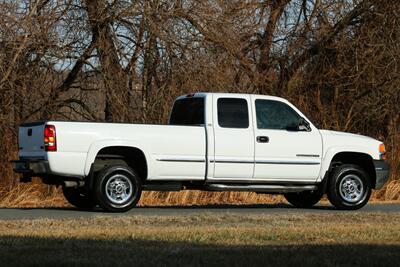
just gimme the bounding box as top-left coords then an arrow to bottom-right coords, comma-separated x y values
327,164 -> 371,210
62,187 -> 97,210
94,165 -> 142,212
284,190 -> 323,208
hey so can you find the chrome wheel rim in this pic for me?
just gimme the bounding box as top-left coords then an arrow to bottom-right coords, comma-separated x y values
105,174 -> 133,204
339,174 -> 364,203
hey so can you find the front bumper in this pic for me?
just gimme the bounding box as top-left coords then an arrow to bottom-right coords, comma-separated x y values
373,160 -> 390,190
11,159 -> 50,175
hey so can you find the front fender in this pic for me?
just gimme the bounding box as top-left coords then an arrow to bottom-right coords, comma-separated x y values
318,146 -> 375,182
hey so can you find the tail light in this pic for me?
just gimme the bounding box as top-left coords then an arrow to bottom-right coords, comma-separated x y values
44,125 -> 57,151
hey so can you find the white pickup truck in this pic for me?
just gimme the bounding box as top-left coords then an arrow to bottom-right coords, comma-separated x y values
12,93 -> 389,212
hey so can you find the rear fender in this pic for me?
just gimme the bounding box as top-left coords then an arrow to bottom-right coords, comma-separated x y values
84,140 -> 151,177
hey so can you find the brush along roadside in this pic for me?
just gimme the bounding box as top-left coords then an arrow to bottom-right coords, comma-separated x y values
0,180 -> 399,208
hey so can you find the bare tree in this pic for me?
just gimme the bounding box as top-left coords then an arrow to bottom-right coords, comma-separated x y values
0,0 -> 398,203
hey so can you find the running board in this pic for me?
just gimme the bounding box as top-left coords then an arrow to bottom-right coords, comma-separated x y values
205,184 -> 318,193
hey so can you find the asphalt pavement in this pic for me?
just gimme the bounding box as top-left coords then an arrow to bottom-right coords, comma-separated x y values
0,203 -> 398,220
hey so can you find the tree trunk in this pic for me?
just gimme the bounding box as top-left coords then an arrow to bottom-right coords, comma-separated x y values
85,0 -> 129,122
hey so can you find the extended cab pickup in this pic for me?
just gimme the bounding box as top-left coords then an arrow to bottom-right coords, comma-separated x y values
12,93 -> 390,212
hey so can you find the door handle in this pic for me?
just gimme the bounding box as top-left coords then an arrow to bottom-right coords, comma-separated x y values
256,136 -> 269,143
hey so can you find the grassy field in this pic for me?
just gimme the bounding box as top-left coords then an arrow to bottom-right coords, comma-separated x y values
0,213 -> 399,266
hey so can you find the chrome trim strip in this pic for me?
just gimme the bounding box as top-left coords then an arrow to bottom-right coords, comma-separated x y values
210,160 -> 254,164
211,160 -> 320,165
158,157 -> 320,165
296,154 -> 320,158
256,160 -> 320,165
157,159 -> 205,163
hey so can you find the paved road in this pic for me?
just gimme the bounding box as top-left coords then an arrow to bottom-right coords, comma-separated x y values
0,203 -> 398,220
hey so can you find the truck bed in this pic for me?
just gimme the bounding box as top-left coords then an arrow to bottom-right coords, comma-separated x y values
18,121 -> 207,179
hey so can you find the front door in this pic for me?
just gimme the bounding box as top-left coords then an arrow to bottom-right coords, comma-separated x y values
252,96 -> 322,182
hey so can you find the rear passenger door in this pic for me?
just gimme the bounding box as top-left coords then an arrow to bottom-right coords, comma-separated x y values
211,95 -> 254,179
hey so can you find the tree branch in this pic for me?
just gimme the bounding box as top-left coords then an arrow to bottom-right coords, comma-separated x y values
287,0 -> 372,80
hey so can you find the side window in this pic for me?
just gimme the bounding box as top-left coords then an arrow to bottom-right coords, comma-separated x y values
218,98 -> 249,128
255,100 -> 301,130
169,98 -> 205,126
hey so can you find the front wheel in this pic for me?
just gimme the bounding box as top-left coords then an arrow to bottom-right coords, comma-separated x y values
94,165 -> 142,212
62,187 -> 97,210
284,190 -> 323,208
327,164 -> 371,210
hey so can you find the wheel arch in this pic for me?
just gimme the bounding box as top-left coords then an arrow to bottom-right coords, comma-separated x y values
323,151 -> 376,189
84,140 -> 150,182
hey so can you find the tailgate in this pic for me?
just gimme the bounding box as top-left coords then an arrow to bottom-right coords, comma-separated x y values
18,122 -> 46,153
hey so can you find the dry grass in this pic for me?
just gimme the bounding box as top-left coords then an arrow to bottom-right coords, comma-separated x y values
138,190 -> 284,206
382,180 -> 400,200
0,213 -> 399,266
0,183 -> 66,208
0,183 -> 284,208
2,213 -> 400,244
0,182 -> 399,208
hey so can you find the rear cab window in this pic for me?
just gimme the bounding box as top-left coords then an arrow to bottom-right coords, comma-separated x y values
169,97 -> 205,126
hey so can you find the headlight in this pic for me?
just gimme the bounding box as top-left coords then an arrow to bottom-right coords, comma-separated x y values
379,143 -> 386,160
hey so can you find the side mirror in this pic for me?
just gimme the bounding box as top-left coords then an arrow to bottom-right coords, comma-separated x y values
298,117 -> 311,131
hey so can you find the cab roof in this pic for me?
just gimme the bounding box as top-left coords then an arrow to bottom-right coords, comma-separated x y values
176,92 -> 288,103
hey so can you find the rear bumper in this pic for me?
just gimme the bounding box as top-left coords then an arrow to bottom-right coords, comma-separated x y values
11,159 -> 50,175
374,160 -> 390,190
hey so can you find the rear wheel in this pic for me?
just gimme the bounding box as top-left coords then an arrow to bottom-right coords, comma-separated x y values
62,187 -> 96,210
327,164 -> 371,210
94,165 -> 142,212
284,190 -> 323,208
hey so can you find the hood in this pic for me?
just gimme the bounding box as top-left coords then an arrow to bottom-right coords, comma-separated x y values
319,129 -> 382,160
319,130 -> 376,141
